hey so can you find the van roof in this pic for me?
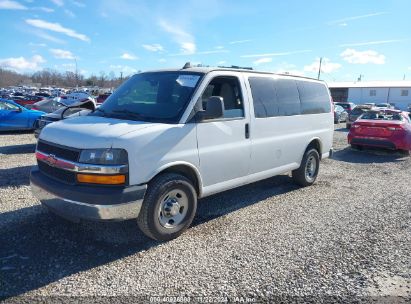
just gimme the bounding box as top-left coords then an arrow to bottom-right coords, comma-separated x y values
141,66 -> 324,82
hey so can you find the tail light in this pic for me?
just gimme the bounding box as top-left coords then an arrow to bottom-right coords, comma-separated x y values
387,126 -> 403,131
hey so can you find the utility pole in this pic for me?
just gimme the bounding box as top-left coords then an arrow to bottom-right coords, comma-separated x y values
120,71 -> 123,82
317,57 -> 323,80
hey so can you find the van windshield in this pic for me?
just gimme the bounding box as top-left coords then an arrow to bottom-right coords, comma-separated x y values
91,72 -> 203,123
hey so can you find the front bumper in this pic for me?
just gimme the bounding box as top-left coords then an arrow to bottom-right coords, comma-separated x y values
30,167 -> 146,221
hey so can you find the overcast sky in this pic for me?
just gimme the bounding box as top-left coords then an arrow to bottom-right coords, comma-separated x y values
0,0 -> 410,81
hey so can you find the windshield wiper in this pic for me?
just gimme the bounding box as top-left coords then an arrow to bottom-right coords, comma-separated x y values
111,109 -> 151,121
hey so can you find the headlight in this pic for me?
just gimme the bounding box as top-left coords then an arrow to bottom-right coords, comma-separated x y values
79,149 -> 128,165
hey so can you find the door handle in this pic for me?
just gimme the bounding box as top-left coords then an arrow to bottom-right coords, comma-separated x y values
245,123 -> 250,139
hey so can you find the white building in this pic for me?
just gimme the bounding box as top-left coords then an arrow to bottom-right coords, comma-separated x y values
327,81 -> 411,110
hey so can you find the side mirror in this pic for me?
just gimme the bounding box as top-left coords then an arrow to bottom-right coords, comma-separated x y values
197,96 -> 224,121
13,107 -> 23,112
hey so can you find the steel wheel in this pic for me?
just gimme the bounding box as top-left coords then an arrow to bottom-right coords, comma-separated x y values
158,189 -> 189,229
305,154 -> 317,183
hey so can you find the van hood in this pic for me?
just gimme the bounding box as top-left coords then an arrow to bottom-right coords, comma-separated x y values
39,115 -> 159,149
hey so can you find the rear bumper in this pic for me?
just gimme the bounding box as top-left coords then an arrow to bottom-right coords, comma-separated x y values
349,137 -> 397,150
30,167 -> 146,221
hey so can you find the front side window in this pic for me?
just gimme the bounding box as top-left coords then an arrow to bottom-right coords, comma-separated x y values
92,72 -> 203,123
0,101 -> 19,111
201,76 -> 244,119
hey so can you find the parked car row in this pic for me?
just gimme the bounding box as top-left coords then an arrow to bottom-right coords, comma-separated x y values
334,101 -> 399,129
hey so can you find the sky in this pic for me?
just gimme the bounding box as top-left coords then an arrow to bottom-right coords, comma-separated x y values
0,0 -> 410,82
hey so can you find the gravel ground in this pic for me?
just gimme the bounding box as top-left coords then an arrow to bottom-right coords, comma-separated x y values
0,126 -> 410,303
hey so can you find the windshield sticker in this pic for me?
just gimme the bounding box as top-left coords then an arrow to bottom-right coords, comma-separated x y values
176,75 -> 200,88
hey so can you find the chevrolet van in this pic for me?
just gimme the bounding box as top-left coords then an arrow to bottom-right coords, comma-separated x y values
30,65 -> 334,241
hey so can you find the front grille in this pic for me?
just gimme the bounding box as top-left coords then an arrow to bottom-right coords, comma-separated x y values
38,161 -> 76,184
37,140 -> 80,162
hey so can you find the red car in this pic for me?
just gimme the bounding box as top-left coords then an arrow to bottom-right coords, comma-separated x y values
96,93 -> 111,104
348,109 -> 411,153
12,96 -> 43,106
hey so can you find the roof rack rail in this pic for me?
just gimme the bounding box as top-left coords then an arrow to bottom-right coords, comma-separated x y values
218,65 -> 253,70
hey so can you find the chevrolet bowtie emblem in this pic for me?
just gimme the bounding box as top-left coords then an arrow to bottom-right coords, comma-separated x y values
45,154 -> 58,167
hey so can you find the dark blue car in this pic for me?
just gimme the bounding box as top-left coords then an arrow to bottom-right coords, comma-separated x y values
0,99 -> 45,131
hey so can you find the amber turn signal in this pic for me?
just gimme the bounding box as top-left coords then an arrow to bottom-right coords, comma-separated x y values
77,174 -> 126,185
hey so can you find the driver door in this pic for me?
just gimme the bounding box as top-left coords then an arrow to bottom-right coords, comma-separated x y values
196,74 -> 251,195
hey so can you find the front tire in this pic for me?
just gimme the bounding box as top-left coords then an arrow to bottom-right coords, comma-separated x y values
137,173 -> 197,241
292,148 -> 320,187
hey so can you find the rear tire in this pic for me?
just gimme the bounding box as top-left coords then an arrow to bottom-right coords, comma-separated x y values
137,173 -> 197,241
292,148 -> 320,187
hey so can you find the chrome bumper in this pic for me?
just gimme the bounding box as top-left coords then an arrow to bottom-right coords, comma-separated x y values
30,169 -> 146,222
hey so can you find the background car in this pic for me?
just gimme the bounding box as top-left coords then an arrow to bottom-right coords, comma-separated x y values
96,93 -> 111,104
11,95 -> 43,106
27,97 -> 66,113
348,109 -> 411,154
346,105 -> 373,129
0,99 -> 45,131
334,105 -> 348,124
375,103 -> 393,110
334,102 -> 356,113
34,97 -> 96,138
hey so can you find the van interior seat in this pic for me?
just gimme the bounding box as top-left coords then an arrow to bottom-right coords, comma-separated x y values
219,83 -> 236,110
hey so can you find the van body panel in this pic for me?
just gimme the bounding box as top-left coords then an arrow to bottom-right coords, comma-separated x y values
243,73 -> 333,175
39,115 -> 155,148
111,123 -> 200,186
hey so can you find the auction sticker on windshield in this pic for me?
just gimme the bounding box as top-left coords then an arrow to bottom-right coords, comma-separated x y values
176,75 -> 200,87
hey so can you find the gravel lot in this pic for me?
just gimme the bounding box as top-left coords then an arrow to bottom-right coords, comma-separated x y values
0,126 -> 410,303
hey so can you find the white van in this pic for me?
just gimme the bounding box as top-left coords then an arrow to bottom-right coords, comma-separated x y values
30,65 -> 334,241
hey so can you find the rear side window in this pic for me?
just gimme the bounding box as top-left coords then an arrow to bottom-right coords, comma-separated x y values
248,77 -> 277,118
248,77 -> 301,118
297,81 -> 331,114
276,79 -> 301,116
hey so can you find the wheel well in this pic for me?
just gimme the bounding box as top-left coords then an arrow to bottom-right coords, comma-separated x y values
160,165 -> 201,196
307,139 -> 322,159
